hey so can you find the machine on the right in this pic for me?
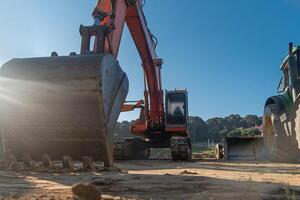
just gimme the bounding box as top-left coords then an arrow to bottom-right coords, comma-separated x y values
263,42 -> 300,162
217,43 -> 300,162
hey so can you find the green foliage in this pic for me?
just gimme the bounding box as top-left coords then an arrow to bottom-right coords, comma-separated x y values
243,115 -> 263,127
225,127 -> 261,138
114,120 -> 132,140
114,114 -> 262,143
227,129 -> 243,137
189,116 -> 208,144
192,145 -> 213,153
206,117 -> 227,142
204,114 -> 262,142
192,145 -> 215,158
241,127 -> 261,137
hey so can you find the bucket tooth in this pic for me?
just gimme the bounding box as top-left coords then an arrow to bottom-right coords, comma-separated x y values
62,155 -> 74,169
42,154 -> 53,168
82,156 -> 95,171
4,149 -> 17,170
22,153 -> 34,170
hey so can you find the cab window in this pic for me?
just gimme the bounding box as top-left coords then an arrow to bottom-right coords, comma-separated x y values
166,93 -> 186,125
277,77 -> 285,93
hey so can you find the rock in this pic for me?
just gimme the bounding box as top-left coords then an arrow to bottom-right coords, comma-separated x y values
103,166 -> 121,172
179,170 -> 198,175
72,183 -> 100,200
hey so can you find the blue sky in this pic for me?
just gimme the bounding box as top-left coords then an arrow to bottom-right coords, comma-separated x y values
0,0 -> 300,121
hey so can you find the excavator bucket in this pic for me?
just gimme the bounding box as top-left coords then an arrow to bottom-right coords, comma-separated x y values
0,54 -> 128,167
223,137 -> 267,160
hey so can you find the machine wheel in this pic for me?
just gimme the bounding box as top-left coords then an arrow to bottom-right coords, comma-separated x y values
215,144 -> 224,159
171,137 -> 191,161
290,96 -> 300,160
263,104 -> 300,162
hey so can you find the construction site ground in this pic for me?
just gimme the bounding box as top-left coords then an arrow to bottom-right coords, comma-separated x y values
0,157 -> 300,200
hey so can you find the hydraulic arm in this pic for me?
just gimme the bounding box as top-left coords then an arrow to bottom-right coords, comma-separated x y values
93,0 -> 190,159
92,0 -> 164,136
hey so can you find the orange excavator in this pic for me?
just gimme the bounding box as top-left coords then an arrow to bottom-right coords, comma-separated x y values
0,0 -> 190,167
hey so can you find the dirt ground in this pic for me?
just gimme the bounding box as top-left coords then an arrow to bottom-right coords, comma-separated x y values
0,159 -> 300,200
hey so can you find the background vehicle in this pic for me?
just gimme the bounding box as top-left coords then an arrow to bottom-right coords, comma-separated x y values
217,43 -> 300,162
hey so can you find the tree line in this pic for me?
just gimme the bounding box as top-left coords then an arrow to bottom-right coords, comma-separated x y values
114,114 -> 263,144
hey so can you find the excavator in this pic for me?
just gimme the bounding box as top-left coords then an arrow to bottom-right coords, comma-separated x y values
0,0 -> 190,168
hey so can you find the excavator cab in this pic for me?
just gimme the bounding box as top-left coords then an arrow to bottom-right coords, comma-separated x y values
165,90 -> 188,128
165,89 -> 191,160
113,90 -> 190,161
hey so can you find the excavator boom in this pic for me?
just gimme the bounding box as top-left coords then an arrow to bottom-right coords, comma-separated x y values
93,0 -> 164,134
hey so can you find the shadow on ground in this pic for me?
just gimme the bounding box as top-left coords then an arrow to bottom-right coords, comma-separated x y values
0,160 -> 299,200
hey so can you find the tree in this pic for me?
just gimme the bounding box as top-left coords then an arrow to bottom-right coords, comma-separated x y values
207,117 -> 227,142
189,116 -> 208,144
113,114 -> 263,142
114,121 -> 131,139
225,127 -> 262,138
244,115 -> 262,127
239,119 -> 250,128
227,129 -> 243,137
225,114 -> 242,130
